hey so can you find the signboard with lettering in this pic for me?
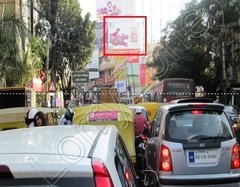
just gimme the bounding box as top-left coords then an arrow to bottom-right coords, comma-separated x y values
88,111 -> 119,121
72,71 -> 89,84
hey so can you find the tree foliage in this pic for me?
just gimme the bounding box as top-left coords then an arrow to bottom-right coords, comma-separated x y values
0,4 -> 30,86
152,0 -> 239,94
21,36 -> 48,86
36,0 -> 95,102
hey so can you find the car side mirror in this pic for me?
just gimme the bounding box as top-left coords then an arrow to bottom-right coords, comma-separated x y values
138,170 -> 159,187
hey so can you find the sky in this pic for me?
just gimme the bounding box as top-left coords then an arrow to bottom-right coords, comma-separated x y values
79,0 -> 192,42
79,0 -> 96,20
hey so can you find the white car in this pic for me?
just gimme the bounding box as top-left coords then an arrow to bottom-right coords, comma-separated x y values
0,125 -> 158,186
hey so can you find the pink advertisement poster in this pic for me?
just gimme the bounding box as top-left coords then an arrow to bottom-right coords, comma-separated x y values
88,111 -> 119,121
96,0 -> 136,21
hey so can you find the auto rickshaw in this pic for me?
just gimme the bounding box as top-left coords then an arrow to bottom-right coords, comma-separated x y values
73,103 -> 136,163
0,107 -> 63,130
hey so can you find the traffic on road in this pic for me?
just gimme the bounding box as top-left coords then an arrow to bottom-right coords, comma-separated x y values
0,98 -> 240,186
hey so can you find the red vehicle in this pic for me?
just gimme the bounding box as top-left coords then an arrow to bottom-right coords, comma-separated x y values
150,78 -> 195,103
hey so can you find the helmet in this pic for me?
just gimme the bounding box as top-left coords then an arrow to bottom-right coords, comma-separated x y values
25,108 -> 38,125
28,108 -> 38,119
136,108 -> 142,114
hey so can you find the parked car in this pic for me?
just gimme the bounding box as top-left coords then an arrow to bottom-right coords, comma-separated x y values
146,102 -> 240,186
0,125 -> 158,187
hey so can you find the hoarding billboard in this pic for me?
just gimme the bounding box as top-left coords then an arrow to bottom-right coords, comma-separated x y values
96,0 -> 136,21
103,16 -> 147,56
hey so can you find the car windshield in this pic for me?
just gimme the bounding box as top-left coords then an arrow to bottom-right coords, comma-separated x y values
166,110 -> 233,142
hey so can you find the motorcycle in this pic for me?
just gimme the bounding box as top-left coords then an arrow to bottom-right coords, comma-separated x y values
135,134 -> 147,174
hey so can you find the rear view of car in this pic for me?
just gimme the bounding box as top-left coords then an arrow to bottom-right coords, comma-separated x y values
0,125 -> 138,187
0,125 -> 159,187
146,102 -> 240,186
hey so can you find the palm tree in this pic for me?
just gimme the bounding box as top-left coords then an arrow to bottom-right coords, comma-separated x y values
0,4 -> 29,86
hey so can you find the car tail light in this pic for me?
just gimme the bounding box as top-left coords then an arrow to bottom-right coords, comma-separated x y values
231,144 -> 240,169
191,110 -> 203,115
189,103 -> 207,107
159,145 -> 173,171
92,158 -> 114,187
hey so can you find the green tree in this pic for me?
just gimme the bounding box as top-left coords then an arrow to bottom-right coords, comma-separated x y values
22,36 -> 48,85
0,4 -> 29,86
36,0 -> 95,104
152,0 -> 239,95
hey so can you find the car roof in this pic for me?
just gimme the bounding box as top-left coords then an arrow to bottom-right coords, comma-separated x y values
0,125 -> 119,179
0,125 -> 118,157
170,98 -> 213,104
160,102 -> 225,111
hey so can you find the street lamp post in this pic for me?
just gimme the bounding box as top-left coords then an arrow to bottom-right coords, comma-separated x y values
210,0 -> 227,103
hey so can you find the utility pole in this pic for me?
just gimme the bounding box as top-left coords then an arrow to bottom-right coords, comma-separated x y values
220,14 -> 227,104
222,39 -> 228,104
222,41 -> 226,81
211,0 -> 227,104
45,38 -> 50,107
40,17 -> 51,107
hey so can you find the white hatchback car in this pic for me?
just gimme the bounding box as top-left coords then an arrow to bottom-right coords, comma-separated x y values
0,125 -> 158,187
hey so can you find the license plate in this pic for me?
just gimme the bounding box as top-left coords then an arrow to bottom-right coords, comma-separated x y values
188,150 -> 217,163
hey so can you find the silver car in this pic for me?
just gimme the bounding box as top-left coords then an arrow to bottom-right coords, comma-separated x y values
0,125 -> 158,187
146,102 -> 240,187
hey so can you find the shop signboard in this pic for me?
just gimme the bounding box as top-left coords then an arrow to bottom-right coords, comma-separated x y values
72,71 -> 89,84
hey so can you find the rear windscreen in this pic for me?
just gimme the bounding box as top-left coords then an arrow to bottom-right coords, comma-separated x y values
165,110 -> 234,143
